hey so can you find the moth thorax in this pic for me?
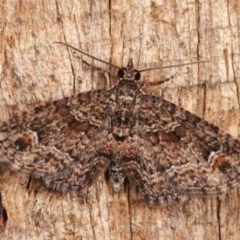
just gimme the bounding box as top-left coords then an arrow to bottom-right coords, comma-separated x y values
117,82 -> 137,106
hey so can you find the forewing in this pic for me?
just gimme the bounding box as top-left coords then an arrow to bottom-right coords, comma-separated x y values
0,90 -> 112,192
126,94 -> 240,203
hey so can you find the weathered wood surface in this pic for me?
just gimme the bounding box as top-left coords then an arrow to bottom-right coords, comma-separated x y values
0,0 -> 240,239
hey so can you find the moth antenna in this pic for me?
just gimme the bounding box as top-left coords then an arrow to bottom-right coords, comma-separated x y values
139,60 -> 211,72
54,42 -> 121,69
54,42 -> 210,74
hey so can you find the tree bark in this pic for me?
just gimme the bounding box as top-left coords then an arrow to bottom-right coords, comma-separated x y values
0,0 -> 240,239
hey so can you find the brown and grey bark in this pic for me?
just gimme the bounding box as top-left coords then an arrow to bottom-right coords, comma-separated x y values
0,0 -> 240,239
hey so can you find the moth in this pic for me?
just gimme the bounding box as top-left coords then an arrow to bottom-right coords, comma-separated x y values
0,42 -> 239,207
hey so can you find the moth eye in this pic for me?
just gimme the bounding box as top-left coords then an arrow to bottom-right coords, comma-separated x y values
135,71 -> 141,80
118,69 -> 125,78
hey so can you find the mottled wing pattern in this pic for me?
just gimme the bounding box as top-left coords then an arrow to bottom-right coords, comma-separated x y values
1,47 -> 239,205
125,94 -> 240,203
0,89 -> 112,192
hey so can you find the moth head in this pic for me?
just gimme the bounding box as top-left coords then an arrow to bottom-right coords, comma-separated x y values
118,58 -> 141,81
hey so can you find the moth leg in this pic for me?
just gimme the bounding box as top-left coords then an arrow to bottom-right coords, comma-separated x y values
69,47 -> 112,89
